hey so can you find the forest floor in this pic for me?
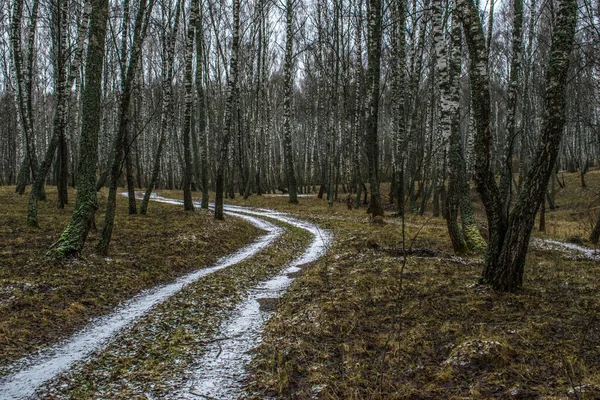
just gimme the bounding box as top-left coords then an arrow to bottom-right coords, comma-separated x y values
1,171 -> 600,399
244,171 -> 600,399
0,187 -> 260,371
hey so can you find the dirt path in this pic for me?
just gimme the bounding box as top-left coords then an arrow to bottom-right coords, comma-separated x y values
171,204 -> 332,399
531,238 -> 600,261
0,196 -> 330,400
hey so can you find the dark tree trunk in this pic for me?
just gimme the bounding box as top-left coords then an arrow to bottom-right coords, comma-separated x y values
214,0 -> 241,220
283,0 -> 298,204
97,0 -> 152,255
140,0 -> 181,215
181,0 -> 200,211
196,5 -> 209,209
460,0 -> 578,291
365,0 -> 384,218
49,0 -> 110,257
57,133 -> 69,208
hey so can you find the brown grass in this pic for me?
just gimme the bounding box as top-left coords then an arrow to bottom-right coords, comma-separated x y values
0,186 -> 259,370
246,171 -> 600,399
2,170 -> 600,399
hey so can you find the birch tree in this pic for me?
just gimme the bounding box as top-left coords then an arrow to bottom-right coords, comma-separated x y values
460,0 -> 578,291
140,0 -> 182,215
27,0 -> 91,226
283,0 -> 298,203
181,0 -> 201,211
214,0 -> 241,220
11,0 -> 41,195
97,0 -> 154,255
49,0 -> 110,257
365,0 -> 384,217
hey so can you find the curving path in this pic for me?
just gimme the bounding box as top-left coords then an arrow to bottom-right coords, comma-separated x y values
531,237 -> 600,261
173,203 -> 332,399
0,195 -> 331,400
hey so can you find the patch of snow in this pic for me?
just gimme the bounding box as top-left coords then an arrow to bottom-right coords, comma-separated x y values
173,205 -> 332,399
532,238 -> 600,261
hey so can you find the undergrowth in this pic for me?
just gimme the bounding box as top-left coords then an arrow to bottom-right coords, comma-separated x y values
2,170 -> 600,399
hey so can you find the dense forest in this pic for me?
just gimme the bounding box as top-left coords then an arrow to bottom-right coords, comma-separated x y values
2,0 -> 596,287
1,0 -> 600,397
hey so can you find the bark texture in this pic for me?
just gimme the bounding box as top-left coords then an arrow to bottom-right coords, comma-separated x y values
365,0 -> 384,217
50,0 -> 110,257
460,0 -> 577,291
283,0 -> 298,204
215,0 -> 241,220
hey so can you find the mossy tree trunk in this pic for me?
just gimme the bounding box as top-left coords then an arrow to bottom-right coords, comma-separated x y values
459,0 -> 577,291
590,215 -> 600,244
49,0 -> 110,257
443,4 -> 486,254
441,4 -> 469,254
57,132 -> 69,208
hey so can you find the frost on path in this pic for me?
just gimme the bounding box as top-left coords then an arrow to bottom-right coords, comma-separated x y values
0,198 -> 281,400
532,238 -> 600,261
174,204 -> 332,399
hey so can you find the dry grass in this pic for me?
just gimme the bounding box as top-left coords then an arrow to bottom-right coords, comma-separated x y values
2,170 -> 600,399
0,186 -> 259,370
246,171 -> 600,399
41,222 -> 312,399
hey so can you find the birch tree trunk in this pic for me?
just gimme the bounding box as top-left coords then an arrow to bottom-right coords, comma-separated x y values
26,0 -> 67,225
196,2 -> 209,209
499,0 -> 524,211
432,0 -> 468,252
181,0 -> 200,211
353,0 -> 365,209
119,0 -> 138,215
460,0 -> 578,291
28,0 -> 91,226
365,0 -> 384,217
140,0 -> 181,215
49,0 -> 110,257
442,1 -> 486,253
214,0 -> 241,220
283,0 -> 298,203
97,0 -> 153,255
11,0 -> 40,195
391,0 -> 407,216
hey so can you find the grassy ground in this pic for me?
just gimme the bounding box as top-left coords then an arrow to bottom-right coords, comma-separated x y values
0,186 -> 259,371
2,170 -> 600,399
242,172 -> 600,399
40,220 -> 312,399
